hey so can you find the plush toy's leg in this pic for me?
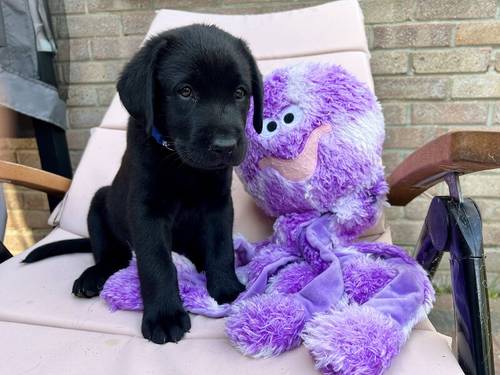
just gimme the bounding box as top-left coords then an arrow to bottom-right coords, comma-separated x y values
226,293 -> 307,358
227,250 -> 345,358
302,242 -> 435,375
350,242 -> 435,335
302,304 -> 404,375
101,254 -> 230,317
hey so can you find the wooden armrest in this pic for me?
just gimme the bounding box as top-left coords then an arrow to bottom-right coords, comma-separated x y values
387,131 -> 500,206
0,160 -> 71,195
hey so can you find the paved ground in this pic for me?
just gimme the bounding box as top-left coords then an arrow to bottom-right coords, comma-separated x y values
429,294 -> 500,373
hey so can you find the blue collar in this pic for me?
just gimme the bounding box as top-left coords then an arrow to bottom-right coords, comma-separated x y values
151,126 -> 174,151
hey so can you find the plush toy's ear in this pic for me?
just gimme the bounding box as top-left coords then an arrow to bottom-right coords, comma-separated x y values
239,41 -> 263,134
117,35 -> 168,137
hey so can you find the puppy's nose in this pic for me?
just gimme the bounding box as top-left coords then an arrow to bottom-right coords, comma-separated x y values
210,137 -> 238,155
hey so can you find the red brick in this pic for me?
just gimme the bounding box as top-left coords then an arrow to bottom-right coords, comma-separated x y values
382,103 -> 408,125
412,102 -> 489,125
61,61 -> 125,83
153,0 -> 219,9
6,210 -> 50,230
359,0 -> 412,24
87,0 -> 152,12
456,22 -> 500,46
495,103 -> 500,124
23,192 -> 49,210
370,51 -> 409,75
66,129 -> 91,150
385,206 -> 405,220
389,220 -> 423,246
412,49 -> 491,74
452,75 -> 500,99
404,197 -> 431,220
121,12 -> 156,35
68,107 -> 108,128
373,24 -> 453,49
70,151 -> 84,170
48,0 -> 85,14
0,138 -> 37,150
96,86 -> 117,106
483,223 -> 500,246
415,0 -> 496,20
65,86 -> 98,106
475,199 -> 500,222
374,77 -> 449,100
55,39 -> 90,62
382,150 -> 406,174
215,2 -> 328,15
384,126 -> 444,149
460,174 -> 500,196
0,150 -> 18,163
16,150 -> 41,169
55,15 -> 121,38
91,36 -> 143,60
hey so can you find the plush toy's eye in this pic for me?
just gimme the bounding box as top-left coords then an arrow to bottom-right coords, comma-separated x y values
280,105 -> 303,127
283,113 -> 294,124
267,121 -> 278,132
260,119 -> 279,138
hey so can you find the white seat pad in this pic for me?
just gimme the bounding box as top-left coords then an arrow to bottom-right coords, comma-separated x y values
0,228 -> 463,374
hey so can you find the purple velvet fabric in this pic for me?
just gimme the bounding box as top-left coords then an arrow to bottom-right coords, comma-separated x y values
101,63 -> 434,375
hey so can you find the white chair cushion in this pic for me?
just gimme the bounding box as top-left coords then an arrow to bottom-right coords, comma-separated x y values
0,229 -> 463,375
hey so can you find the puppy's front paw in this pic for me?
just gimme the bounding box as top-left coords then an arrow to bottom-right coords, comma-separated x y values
141,306 -> 191,344
208,276 -> 245,305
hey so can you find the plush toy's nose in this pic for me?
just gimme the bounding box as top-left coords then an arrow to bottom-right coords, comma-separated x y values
210,137 -> 238,155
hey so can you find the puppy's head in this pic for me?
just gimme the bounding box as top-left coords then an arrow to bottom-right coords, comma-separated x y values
117,24 -> 263,170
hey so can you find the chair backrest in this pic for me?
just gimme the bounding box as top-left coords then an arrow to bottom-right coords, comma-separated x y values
51,0 -> 381,241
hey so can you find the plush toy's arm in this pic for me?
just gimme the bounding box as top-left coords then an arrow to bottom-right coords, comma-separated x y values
329,180 -> 388,244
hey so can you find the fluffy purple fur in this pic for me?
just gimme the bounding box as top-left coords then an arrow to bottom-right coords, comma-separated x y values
302,305 -> 404,375
226,293 -> 306,358
266,261 -> 316,294
237,63 -> 386,221
101,258 -> 142,311
343,256 -> 397,304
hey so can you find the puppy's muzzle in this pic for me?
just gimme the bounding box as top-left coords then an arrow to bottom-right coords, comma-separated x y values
209,136 -> 238,157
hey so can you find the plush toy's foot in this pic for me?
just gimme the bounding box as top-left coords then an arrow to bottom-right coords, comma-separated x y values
302,304 -> 404,375
226,293 -> 306,358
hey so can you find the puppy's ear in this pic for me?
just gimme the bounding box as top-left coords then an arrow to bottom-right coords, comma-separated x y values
239,41 -> 263,134
117,35 -> 167,136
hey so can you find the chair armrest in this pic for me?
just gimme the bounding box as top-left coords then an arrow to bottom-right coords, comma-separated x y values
0,160 -> 71,195
387,131 -> 500,206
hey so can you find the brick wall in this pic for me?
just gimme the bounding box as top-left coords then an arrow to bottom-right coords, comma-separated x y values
361,0 -> 500,291
4,0 -> 500,288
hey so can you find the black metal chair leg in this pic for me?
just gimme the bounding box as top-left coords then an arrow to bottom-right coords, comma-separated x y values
415,186 -> 495,375
447,197 -> 494,375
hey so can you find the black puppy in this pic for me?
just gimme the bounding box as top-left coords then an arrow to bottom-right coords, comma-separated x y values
24,24 -> 263,344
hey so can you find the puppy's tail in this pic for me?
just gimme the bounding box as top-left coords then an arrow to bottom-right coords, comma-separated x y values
22,239 -> 91,263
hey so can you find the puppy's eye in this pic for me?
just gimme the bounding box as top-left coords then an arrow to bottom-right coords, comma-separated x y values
178,86 -> 192,98
234,88 -> 246,100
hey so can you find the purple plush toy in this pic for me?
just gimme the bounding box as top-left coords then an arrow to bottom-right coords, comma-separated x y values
101,63 -> 434,375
